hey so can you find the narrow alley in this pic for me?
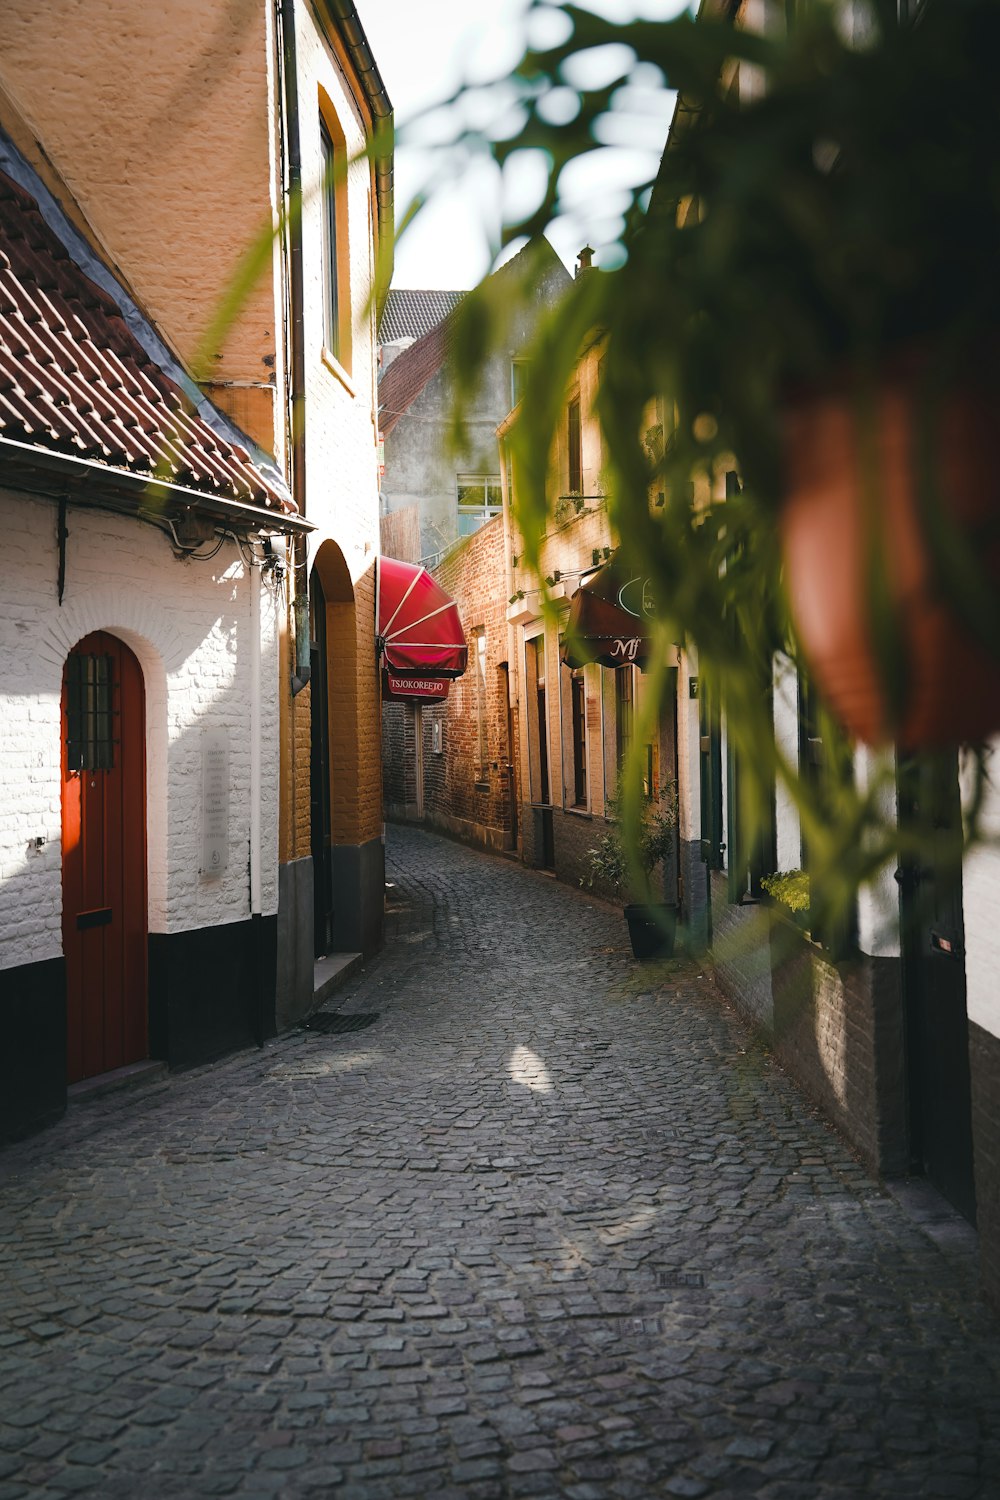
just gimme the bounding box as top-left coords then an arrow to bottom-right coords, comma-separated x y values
1,825 -> 998,1500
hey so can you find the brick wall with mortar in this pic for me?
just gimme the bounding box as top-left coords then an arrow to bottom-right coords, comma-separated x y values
506,335 -> 679,900
0,489 -> 281,977
322,564 -> 380,847
709,875 -> 775,1032
508,337 -> 611,865
415,518 -> 513,852
765,921 -> 908,1177
381,700 -> 417,817
291,685 -> 312,862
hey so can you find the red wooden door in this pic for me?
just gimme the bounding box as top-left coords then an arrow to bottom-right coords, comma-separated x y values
61,632 -> 148,1083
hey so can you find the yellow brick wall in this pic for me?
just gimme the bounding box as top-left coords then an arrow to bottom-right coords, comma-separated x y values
292,682 -> 312,861
0,0 -> 281,433
509,336 -> 618,817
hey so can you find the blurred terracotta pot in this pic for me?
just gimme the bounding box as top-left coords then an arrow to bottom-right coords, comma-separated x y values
780,367 -> 1000,748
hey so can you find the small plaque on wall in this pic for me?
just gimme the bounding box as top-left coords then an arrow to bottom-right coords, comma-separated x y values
201,729 -> 229,876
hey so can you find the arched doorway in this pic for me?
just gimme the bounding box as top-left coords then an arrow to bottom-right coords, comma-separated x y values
310,541 -> 355,957
310,568 -> 333,956
61,631 -> 148,1082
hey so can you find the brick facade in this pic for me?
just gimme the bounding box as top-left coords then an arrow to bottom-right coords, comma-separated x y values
504,333 -> 679,910
0,485 -> 284,1137
382,701 -> 419,818
382,516 -> 514,854
0,0 -> 388,1078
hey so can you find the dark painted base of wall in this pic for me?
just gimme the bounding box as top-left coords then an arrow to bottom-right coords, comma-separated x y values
384,800 -> 421,822
425,810 -> 509,855
332,836 -> 385,959
680,839 -> 710,953
0,956 -> 66,1143
149,916 -> 277,1071
970,1022 -> 1000,1309
276,857 -> 315,1031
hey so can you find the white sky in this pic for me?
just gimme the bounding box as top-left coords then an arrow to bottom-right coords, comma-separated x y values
355,0 -> 686,290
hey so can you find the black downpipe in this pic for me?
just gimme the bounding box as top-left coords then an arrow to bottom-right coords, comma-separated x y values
57,496 -> 68,605
280,0 -> 310,695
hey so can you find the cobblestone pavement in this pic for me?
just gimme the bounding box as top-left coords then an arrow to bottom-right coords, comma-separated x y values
2,825 -> 1000,1500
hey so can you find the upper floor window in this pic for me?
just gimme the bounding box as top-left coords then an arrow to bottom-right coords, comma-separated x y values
511,358 -> 530,408
615,665 -> 633,771
567,395 -> 582,495
457,474 -> 502,536
570,667 -> 587,808
320,121 -> 339,357
474,632 -> 488,784
319,112 -> 351,373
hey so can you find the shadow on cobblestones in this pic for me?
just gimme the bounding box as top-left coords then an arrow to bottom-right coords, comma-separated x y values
1,824 -> 998,1499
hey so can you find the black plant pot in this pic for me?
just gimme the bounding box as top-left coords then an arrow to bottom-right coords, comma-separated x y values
623,903 -> 678,962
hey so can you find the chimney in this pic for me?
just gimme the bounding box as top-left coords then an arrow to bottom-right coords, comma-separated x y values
575,245 -> 594,277
379,335 -> 415,372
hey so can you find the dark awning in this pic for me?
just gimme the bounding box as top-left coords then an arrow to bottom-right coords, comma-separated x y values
561,555 -> 656,669
377,556 -> 468,678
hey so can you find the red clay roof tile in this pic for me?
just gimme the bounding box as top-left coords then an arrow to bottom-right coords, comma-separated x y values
377,317 -> 454,438
0,171 -> 292,514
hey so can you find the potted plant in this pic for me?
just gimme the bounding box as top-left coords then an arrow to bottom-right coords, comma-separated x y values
616,0 -> 1000,753
583,779 -> 679,961
760,870 -> 810,933
437,0 -> 998,901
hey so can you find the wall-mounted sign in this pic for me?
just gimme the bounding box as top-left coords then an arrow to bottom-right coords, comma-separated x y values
383,670 -> 450,702
201,728 -> 229,876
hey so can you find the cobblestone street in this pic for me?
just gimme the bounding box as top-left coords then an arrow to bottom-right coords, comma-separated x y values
2,825 -> 999,1499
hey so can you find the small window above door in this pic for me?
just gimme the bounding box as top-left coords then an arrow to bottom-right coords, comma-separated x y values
65,653 -> 115,771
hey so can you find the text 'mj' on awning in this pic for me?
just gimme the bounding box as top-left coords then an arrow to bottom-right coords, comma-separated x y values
561,554 -> 655,670
377,556 -> 468,702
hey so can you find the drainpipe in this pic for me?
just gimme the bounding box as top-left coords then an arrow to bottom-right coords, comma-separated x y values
250,557 -> 267,1044
280,0 -> 310,694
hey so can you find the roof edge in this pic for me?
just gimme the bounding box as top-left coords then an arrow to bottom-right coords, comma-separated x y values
0,126 -> 294,507
314,0 -> 394,305
0,437 -> 314,535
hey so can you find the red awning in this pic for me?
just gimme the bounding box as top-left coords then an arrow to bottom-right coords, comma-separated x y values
561,555 -> 655,669
377,556 -> 468,678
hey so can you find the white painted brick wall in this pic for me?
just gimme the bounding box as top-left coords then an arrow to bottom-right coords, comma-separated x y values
961,741 -> 1000,1040
773,653 -> 800,873
677,647 -> 701,846
0,489 -> 280,974
854,746 -> 900,959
